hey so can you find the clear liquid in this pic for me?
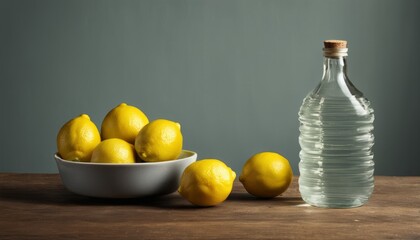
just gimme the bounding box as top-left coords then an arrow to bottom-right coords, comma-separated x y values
298,94 -> 375,208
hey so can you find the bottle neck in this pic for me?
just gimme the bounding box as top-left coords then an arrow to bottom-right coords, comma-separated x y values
322,56 -> 348,83
311,54 -> 363,98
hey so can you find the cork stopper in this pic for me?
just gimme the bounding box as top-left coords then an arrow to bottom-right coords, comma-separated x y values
323,40 -> 348,57
324,40 -> 347,49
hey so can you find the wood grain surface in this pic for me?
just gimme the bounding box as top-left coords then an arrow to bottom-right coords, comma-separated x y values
0,174 -> 419,239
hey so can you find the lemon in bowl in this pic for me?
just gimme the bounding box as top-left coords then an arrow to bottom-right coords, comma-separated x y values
135,119 -> 183,162
101,103 -> 149,144
56,114 -> 101,162
91,138 -> 137,164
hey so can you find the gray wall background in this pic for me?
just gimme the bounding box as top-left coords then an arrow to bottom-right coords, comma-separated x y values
1,0 -> 419,175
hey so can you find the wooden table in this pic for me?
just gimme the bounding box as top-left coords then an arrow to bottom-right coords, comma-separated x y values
0,174 -> 419,239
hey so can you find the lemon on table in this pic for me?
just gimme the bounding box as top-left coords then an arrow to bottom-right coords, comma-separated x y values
239,152 -> 293,198
57,114 -> 101,162
134,119 -> 183,162
101,103 -> 149,144
178,159 -> 236,207
91,138 -> 136,164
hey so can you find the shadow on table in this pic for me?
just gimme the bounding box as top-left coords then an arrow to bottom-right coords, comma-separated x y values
0,180 -> 304,209
0,183 -> 200,210
228,192 -> 304,206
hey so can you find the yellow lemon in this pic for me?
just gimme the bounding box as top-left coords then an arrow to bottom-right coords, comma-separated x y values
91,138 -> 136,164
101,103 -> 149,144
134,119 -> 183,162
178,159 -> 236,207
239,152 -> 293,198
57,114 -> 101,162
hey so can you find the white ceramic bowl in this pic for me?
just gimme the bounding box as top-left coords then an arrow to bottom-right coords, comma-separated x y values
54,150 -> 197,198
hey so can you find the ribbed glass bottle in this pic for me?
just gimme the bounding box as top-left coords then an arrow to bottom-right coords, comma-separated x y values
298,40 -> 375,208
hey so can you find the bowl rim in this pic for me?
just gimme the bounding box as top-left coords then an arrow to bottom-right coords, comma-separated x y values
54,150 -> 197,166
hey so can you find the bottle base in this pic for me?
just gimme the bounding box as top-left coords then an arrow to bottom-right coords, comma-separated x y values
301,195 -> 369,209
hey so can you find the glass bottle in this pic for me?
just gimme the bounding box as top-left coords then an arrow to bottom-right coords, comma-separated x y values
298,40 -> 375,208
